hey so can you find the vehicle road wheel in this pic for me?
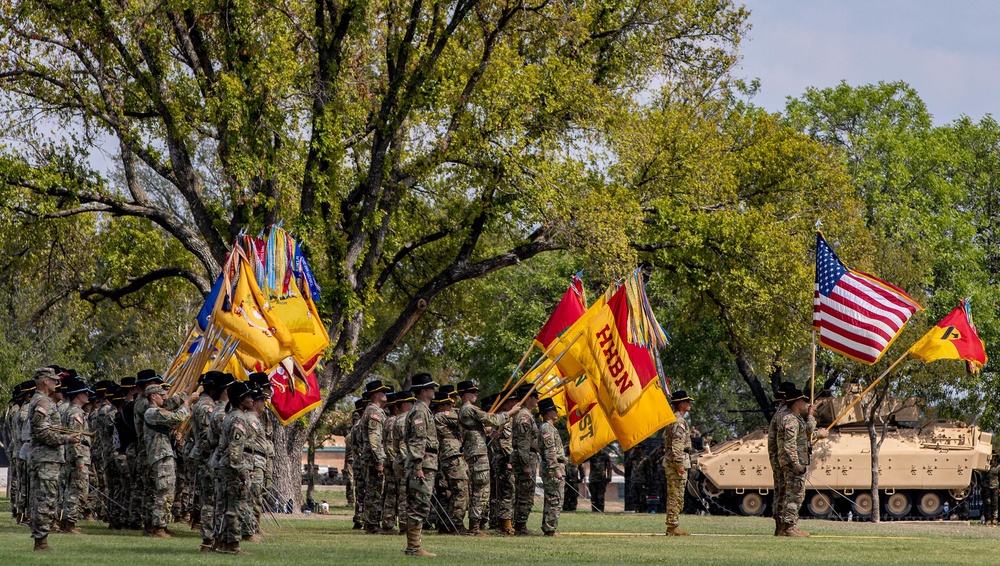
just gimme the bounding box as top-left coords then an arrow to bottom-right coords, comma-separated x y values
738,493 -> 765,516
948,487 -> 970,501
806,492 -> 833,518
852,493 -> 873,518
885,492 -> 911,518
917,492 -> 943,517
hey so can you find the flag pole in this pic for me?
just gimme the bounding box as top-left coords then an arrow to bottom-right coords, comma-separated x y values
824,350 -> 909,432
490,339 -> 562,412
497,343 -> 535,402
492,334 -> 582,412
810,331 -> 817,405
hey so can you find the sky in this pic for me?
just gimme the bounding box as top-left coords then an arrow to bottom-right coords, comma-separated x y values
735,0 -> 1000,125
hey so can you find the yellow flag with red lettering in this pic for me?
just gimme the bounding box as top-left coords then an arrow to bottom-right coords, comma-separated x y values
565,374 -> 616,464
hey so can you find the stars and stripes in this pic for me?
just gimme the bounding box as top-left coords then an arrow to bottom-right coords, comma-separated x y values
812,233 -> 922,364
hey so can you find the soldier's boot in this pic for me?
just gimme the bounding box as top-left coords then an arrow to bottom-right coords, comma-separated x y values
454,522 -> 469,536
780,524 -> 809,537
513,522 -> 534,536
63,521 -> 83,535
436,523 -> 448,535
150,527 -> 172,538
666,526 -> 691,536
468,520 -> 488,537
543,531 -> 561,537
230,542 -> 251,556
33,536 -> 53,551
379,525 -> 398,535
200,539 -> 214,552
502,519 -> 515,535
242,533 -> 263,542
364,524 -> 380,535
773,519 -> 782,536
408,527 -> 436,557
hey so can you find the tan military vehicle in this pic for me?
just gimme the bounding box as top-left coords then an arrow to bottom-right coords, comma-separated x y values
693,394 -> 993,519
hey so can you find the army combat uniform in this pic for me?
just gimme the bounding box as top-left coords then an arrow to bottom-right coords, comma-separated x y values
538,419 -> 566,535
435,405 -> 468,533
768,401 -> 789,525
361,401 -> 387,532
663,416 -> 691,531
59,402 -> 91,530
511,407 -> 538,534
143,391 -> 191,535
403,394 -> 438,555
587,448 -> 612,512
27,385 -> 75,548
777,407 -> 810,535
380,406 -> 401,531
458,399 -> 510,534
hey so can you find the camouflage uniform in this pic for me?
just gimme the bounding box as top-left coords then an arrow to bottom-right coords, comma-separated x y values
587,448 -> 612,512
458,402 -> 509,526
27,390 -> 74,541
663,417 -> 691,529
217,408 -> 253,547
985,461 -> 1000,523
17,400 -> 32,522
392,410 -> 409,526
190,394 -> 217,542
244,411 -> 266,537
404,399 -> 438,529
208,401 -> 232,536
343,425 -> 355,506
361,402 -> 387,530
511,408 -> 538,528
144,397 -> 191,530
59,404 -> 91,524
350,418 -> 367,526
562,451 -> 579,512
92,402 -> 116,522
777,410 -> 810,527
767,403 -> 789,522
538,420 -> 565,534
132,392 -> 153,529
380,411 -> 400,530
115,403 -> 141,528
5,400 -> 24,521
490,419 -> 515,527
435,407 -> 468,530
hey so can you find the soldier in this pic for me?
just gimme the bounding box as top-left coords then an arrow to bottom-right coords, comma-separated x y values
4,384 -> 22,517
985,455 -> 1000,526
587,447 -> 612,512
391,390 -> 414,534
192,371 -> 222,550
511,384 -> 539,536
562,446 -> 579,512
105,384 -> 129,530
492,392 -> 518,534
16,380 -> 36,525
343,405 -> 359,510
402,373 -> 439,557
433,387 -> 468,534
144,383 -> 197,537
663,390 -> 693,536
132,368 -> 161,533
380,391 -> 400,533
89,380 -> 116,524
27,367 -> 80,551
351,395 -> 370,529
777,388 -> 812,537
456,381 -> 518,536
117,383 -> 142,529
208,374 -> 237,540
215,381 -> 257,555
243,380 -> 270,542
537,397 -> 566,536
8,382 -> 33,523
767,382 -> 794,534
58,377 -> 93,534
360,380 -> 391,534
248,371 -> 276,522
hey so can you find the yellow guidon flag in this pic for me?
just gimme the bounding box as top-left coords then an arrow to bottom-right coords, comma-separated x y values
908,301 -> 988,372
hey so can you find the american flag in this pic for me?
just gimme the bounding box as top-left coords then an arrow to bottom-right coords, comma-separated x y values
813,233 -> 922,364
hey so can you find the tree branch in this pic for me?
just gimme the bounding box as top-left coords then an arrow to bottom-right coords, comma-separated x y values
80,267 -> 210,303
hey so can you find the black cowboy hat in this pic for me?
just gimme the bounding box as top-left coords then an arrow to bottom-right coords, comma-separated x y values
410,373 -> 438,391
456,380 -> 479,395
670,390 -> 693,403
537,397 -> 558,415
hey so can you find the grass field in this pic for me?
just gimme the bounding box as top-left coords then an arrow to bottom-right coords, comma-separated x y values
2,490 -> 999,565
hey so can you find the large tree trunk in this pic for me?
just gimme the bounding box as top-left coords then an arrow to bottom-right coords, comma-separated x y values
864,382 -> 890,523
272,424 -> 310,514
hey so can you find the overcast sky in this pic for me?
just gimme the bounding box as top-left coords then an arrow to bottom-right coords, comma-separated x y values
735,0 -> 1000,125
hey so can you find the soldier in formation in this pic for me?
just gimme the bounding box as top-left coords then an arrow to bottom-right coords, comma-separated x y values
562,447 -> 579,512
537,397 -> 565,536
985,454 -> 1000,526
776,387 -> 813,537
360,379 -> 392,534
587,447 -> 612,513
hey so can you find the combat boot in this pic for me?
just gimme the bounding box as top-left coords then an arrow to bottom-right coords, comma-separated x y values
63,521 -> 82,535
404,526 -> 437,557
150,527 -> 172,538
773,520 -> 783,536
454,523 -> 469,536
230,543 -> 251,555
666,526 -> 691,536
242,533 -> 263,542
33,536 -> 53,551
437,523 -> 449,535
543,531 -> 561,537
501,519 -> 515,535
780,524 -> 809,537
513,522 -> 534,536
468,520 -> 488,537
200,539 -> 214,552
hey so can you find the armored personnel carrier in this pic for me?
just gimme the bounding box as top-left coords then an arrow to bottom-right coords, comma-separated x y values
692,394 -> 993,519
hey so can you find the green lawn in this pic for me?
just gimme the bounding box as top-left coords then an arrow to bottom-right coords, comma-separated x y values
1,495 -> 998,564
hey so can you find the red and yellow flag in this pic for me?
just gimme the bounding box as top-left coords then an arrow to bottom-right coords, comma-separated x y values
565,375 -> 615,464
908,301 -> 988,372
534,275 -> 586,349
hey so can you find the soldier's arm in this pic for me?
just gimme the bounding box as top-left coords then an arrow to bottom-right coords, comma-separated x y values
227,420 -> 250,477
514,416 -> 531,463
780,417 -> 802,470
31,406 -> 72,446
147,405 -> 191,426
406,414 -> 427,469
472,405 -> 509,428
368,413 -> 386,466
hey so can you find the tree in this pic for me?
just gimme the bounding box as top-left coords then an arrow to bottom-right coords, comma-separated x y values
0,0 -> 751,502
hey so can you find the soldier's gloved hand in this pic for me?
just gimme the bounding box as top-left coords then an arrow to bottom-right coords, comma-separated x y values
415,469 -> 425,481
796,465 -> 806,475
816,428 -> 830,440
68,434 -> 81,445
675,465 -> 684,475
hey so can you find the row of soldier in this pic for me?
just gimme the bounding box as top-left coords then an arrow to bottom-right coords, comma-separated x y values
344,375 -> 569,556
3,366 -> 282,554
